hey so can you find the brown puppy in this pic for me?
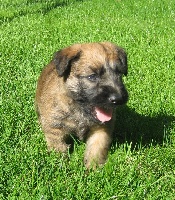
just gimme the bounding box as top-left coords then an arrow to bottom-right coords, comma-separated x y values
35,42 -> 128,169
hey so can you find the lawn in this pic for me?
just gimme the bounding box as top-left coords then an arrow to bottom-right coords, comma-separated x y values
0,0 -> 175,199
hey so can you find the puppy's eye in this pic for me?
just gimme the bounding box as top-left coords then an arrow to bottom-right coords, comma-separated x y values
115,68 -> 121,74
87,74 -> 98,82
115,69 -> 122,77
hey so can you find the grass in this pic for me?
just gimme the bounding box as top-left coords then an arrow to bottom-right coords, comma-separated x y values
0,0 -> 175,199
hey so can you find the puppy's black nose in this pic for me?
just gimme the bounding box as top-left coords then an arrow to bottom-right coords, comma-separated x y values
108,94 -> 120,105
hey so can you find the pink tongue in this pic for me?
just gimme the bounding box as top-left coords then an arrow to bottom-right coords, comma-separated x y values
95,107 -> 113,123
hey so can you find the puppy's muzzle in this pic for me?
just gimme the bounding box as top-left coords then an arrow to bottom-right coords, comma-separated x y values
108,92 -> 128,106
108,93 -> 121,105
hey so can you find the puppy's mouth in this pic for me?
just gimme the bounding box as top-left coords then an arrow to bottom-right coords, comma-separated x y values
93,106 -> 113,123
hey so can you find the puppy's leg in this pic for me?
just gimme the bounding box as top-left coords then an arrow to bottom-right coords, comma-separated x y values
44,128 -> 70,153
84,126 -> 112,169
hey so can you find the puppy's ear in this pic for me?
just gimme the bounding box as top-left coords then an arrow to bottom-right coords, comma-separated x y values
53,46 -> 81,77
116,47 -> 128,76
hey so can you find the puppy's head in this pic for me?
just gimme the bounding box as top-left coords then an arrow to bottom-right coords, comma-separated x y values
53,42 -> 128,123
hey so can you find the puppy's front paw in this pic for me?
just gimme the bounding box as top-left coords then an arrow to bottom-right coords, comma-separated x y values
84,142 -> 109,169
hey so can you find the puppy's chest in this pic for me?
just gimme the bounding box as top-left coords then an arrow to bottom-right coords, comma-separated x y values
51,106 -> 93,140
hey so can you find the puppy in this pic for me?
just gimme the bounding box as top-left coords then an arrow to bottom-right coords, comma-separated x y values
35,42 -> 128,168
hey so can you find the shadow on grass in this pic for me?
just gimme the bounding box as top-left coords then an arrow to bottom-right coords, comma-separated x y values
1,0 -> 85,24
66,105 -> 175,154
113,105 -> 175,150
26,0 -> 85,15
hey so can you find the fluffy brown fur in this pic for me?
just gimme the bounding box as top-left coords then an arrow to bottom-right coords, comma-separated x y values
35,42 -> 128,168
